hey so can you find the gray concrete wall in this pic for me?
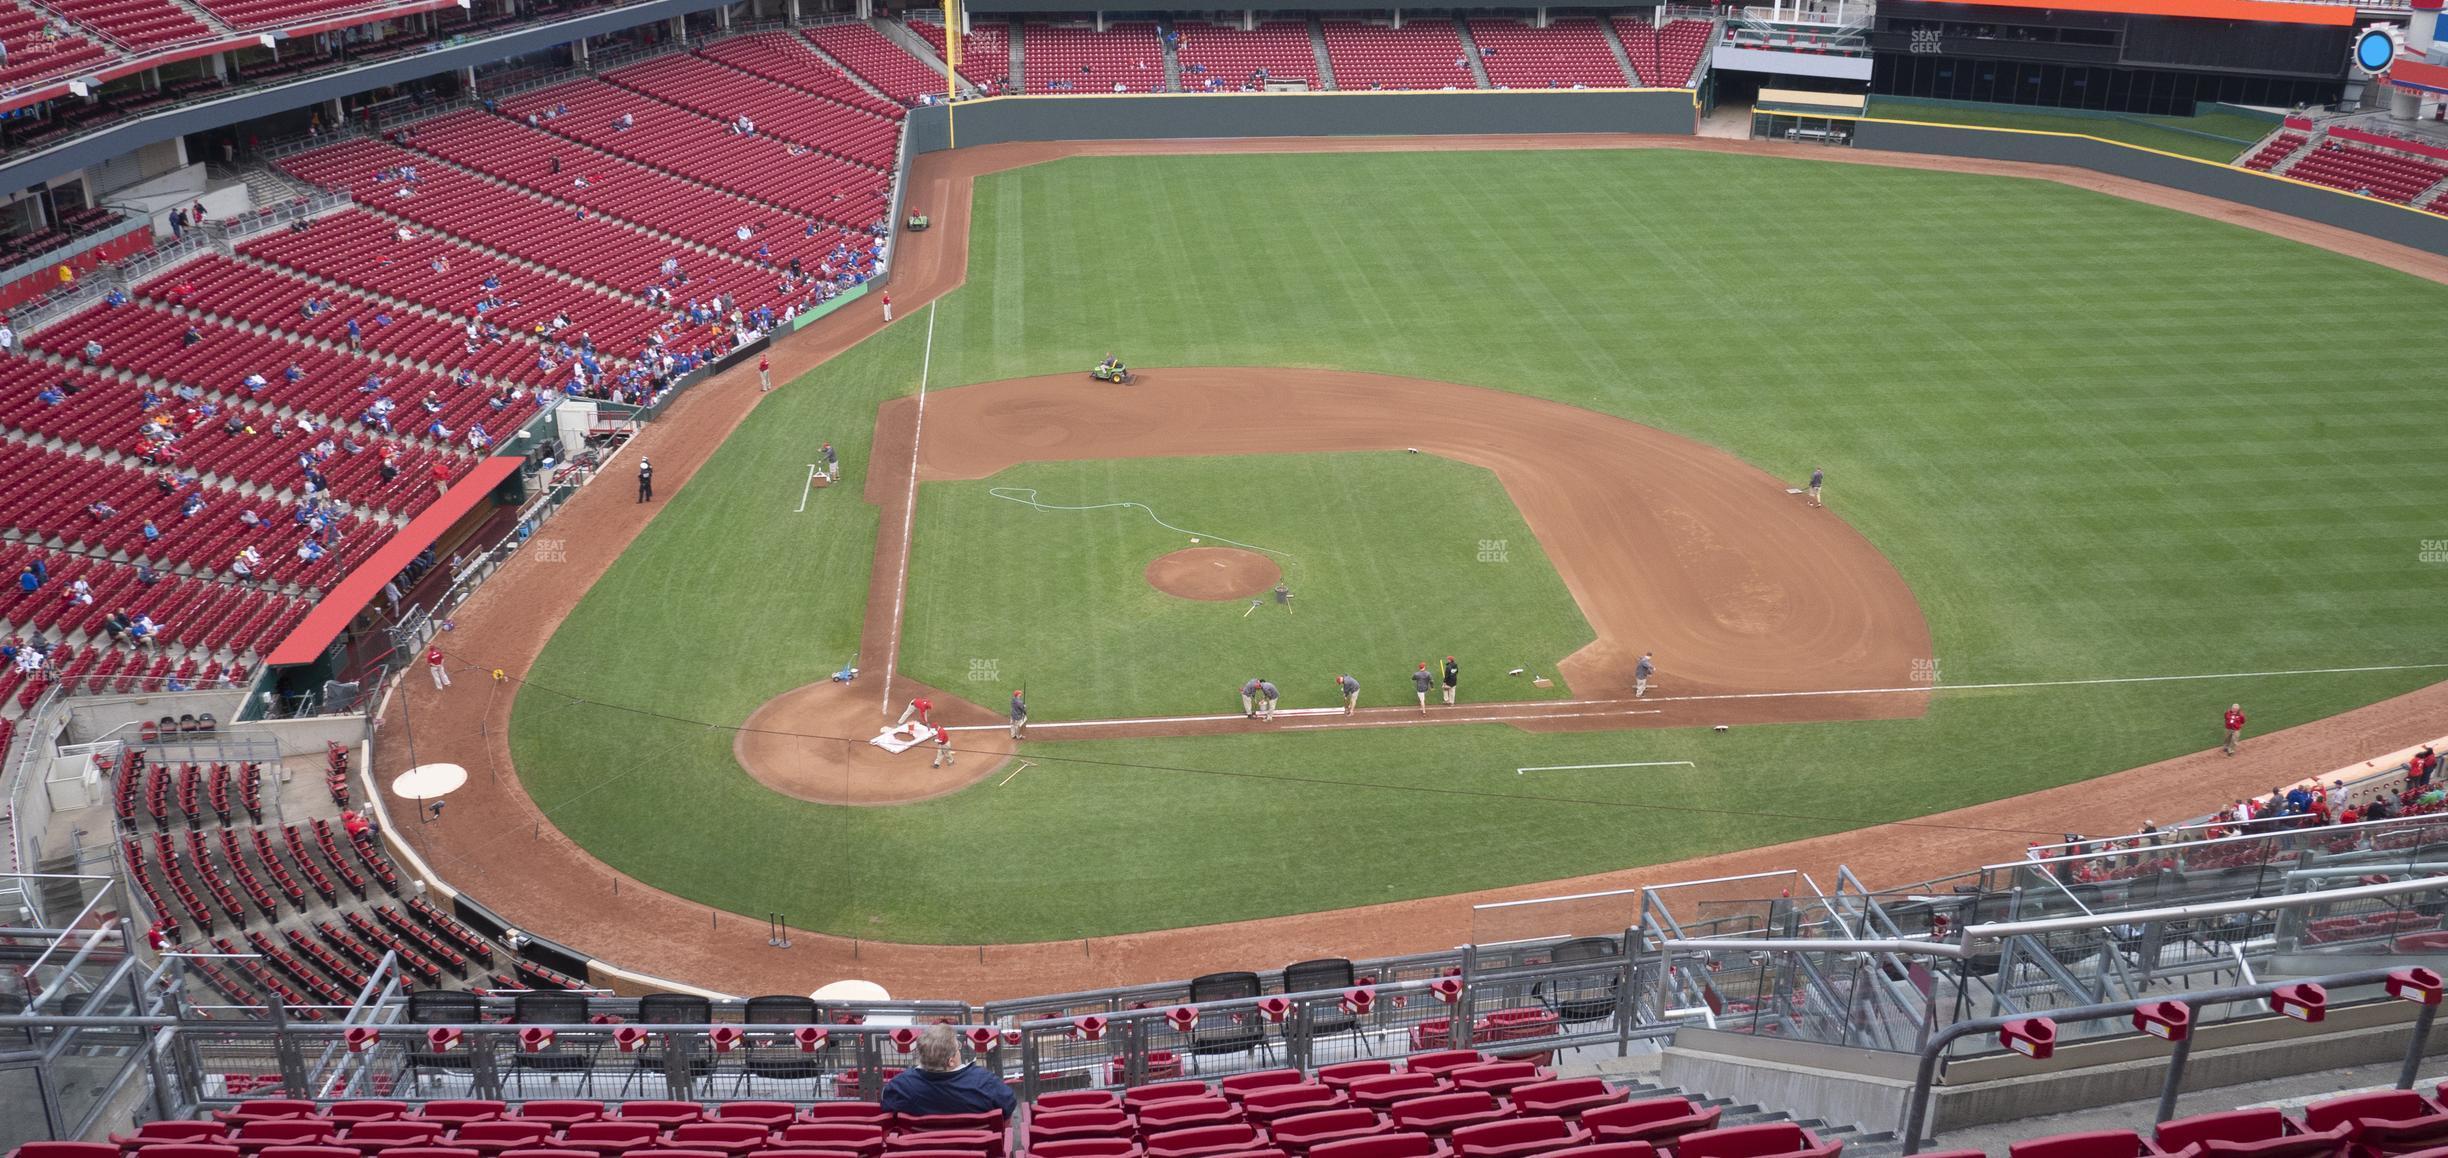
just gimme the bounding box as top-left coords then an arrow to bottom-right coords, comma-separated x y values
905,89 -> 1698,154
1854,119 -> 2448,259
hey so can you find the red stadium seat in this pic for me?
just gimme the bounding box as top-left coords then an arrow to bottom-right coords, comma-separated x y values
1241,1086 -> 1348,1125
419,1103 -> 509,1128
781,1125 -> 884,1157
1581,1100 -> 1723,1147
1308,1137 -> 1451,1158
1405,1051 -> 1487,1077
1029,1142 -> 1140,1158
1128,1083 -> 1217,1112
713,1105 -> 799,1129
2302,1092 -> 2448,1156
618,1105 -> 709,1129
10,1145 -> 119,1158
801,1108 -> 890,1129
115,1124 -> 233,1149
1318,1062 -> 1396,1092
2010,1133 -> 2149,1158
1221,1070 -> 1309,1103
518,1102 -> 608,1128
1449,1118 -> 1589,1158
1348,1073 -> 1453,1109
664,1127 -> 774,1158
329,1105 -> 411,1124
1538,1145 -> 1659,1158
216,1101 -> 324,1125
1675,1125 -> 1843,1158
233,1122 -> 339,1154
1447,1062 -> 1553,1096
1507,1079 -> 1627,1121
1387,1093 -> 1512,1138
1037,1093 -> 1125,1113
337,1123 -> 448,1155
2150,1108 -> 2352,1158
1138,1101 -> 1242,1136
1145,1126 -> 1268,1158
1267,1109 -> 1389,1154
1027,1110 -> 1133,1148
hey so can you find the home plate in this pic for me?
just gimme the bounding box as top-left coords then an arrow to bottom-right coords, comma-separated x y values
869,722 -> 937,753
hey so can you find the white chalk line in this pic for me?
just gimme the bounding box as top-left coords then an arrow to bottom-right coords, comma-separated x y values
1283,708 -> 1664,731
880,302 -> 936,716
794,464 -> 819,513
1629,661 -> 2448,707
988,487 -> 1294,561
916,661 -> 2447,736
941,706 -> 1342,732
1518,760 -> 1696,773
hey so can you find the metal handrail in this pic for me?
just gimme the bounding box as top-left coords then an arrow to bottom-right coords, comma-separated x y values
1899,966 -> 2440,1152
1963,874 -> 2448,940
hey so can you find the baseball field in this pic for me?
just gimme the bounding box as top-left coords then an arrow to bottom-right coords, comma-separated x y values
472,142 -> 2448,958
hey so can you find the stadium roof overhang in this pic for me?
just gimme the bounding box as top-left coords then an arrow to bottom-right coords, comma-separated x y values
0,0 -> 727,194
1901,0 -> 2353,24
263,455 -> 521,669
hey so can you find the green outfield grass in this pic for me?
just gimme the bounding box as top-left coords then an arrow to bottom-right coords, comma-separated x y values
898,452 -> 1591,720
507,149 -> 2448,944
1865,100 -> 2275,162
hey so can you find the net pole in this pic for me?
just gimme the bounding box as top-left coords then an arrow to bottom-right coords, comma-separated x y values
943,0 -> 961,148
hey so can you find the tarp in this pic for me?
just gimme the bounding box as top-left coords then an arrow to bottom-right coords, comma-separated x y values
263,455 -> 522,667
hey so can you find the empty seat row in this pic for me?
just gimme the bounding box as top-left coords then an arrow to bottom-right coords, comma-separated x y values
698,33 -> 906,116
903,18 -> 1009,90
805,22 -> 943,103
1020,22 -> 1164,94
1172,22 -> 1318,91
1319,21 -> 1474,91
1467,21 -> 1627,90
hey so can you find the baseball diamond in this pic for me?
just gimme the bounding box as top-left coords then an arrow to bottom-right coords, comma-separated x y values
385,135 -> 2448,987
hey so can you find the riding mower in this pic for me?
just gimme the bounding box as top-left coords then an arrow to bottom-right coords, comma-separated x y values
1089,362 -> 1134,385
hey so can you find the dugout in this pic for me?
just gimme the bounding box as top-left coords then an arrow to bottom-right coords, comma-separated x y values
1753,88 -> 1865,143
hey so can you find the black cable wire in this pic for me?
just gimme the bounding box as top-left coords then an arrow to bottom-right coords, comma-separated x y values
426,657 -> 2076,840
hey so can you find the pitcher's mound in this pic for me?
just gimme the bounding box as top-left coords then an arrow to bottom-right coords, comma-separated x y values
1145,547 -> 1282,601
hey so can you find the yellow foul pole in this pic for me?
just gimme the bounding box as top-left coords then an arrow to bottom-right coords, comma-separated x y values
943,0 -> 960,148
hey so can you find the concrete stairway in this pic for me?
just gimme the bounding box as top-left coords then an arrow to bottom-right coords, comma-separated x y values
1452,17 -> 1493,89
1306,15 -> 1335,89
1596,18 -> 1641,87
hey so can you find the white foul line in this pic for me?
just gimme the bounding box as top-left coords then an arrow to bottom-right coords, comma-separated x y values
921,661 -> 2448,737
1628,661 -> 2448,707
794,464 -> 820,513
941,707 -> 1342,732
1283,708 -> 1663,730
880,302 -> 936,716
1517,760 -> 1695,774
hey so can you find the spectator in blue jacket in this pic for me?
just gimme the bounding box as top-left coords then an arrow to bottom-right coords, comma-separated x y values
879,1025 -> 1015,1117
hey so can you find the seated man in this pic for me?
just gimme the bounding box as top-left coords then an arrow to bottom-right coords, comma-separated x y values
879,1024 -> 1016,1117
